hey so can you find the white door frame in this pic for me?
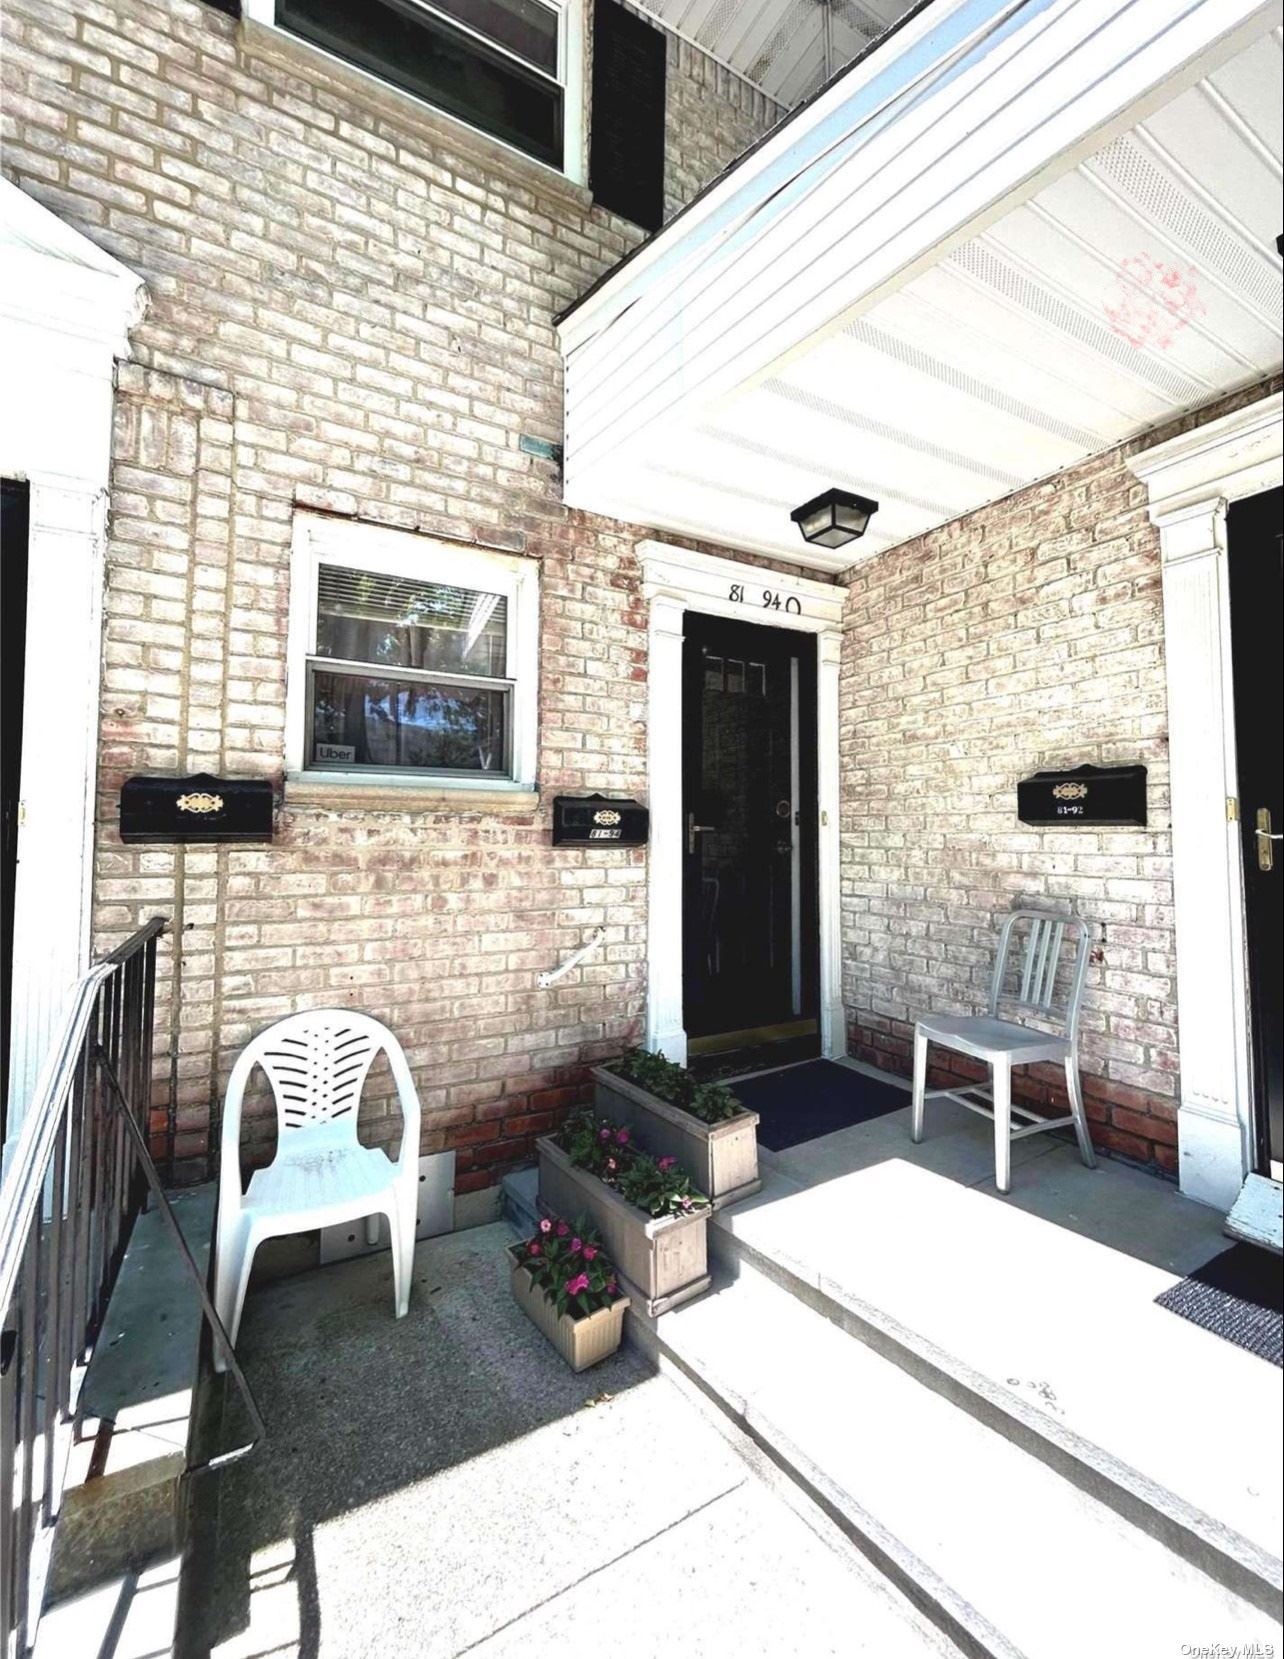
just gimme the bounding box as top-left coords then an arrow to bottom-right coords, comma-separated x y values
638,541 -> 847,1066
0,181 -> 146,1137
1127,391 -> 1283,1211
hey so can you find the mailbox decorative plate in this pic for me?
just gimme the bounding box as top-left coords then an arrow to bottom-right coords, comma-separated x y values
1017,764 -> 1146,827
552,793 -> 649,846
120,773 -> 275,843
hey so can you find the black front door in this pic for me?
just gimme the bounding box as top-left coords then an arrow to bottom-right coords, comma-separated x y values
1228,486 -> 1283,1175
682,613 -> 818,1050
1,478 -> 31,1135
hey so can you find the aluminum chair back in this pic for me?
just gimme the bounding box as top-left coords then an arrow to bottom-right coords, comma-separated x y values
987,910 -> 1090,1043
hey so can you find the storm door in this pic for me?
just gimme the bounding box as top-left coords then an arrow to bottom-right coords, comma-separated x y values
1228,487 -> 1283,1177
1,478 -> 30,1135
681,613 -> 819,1061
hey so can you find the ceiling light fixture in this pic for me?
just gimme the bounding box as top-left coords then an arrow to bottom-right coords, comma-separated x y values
790,487 -> 879,550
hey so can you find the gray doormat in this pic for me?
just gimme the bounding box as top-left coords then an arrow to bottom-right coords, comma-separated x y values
1155,1246 -> 1282,1366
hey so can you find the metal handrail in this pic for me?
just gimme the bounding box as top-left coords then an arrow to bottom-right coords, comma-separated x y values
0,919 -> 164,1321
0,916 -> 260,1656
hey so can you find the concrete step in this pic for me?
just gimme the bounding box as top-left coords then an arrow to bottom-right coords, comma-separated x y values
499,1165 -> 539,1237
707,1202 -> 1282,1613
630,1249 -> 1282,1659
34,1557 -> 181,1659
44,1186 -> 214,1615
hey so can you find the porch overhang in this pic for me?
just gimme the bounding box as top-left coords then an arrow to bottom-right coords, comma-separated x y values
557,0 -> 1283,573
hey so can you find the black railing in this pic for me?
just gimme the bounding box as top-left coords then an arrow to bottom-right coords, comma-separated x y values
0,915 -> 263,1655
0,917 -> 167,1651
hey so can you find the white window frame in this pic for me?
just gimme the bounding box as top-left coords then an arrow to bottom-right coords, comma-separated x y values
286,514 -> 539,793
243,0 -> 587,186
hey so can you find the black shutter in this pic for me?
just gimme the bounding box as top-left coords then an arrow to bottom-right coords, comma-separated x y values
590,0 -> 667,232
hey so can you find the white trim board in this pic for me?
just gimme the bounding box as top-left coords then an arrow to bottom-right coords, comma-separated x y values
1127,389 -> 1283,1212
0,181 -> 147,1138
637,542 -> 846,1065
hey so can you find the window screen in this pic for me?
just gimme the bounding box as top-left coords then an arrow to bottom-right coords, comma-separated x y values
430,0 -> 559,74
279,0 -> 564,168
316,565 -> 508,678
307,564 -> 512,776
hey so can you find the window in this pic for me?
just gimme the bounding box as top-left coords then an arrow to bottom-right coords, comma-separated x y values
287,516 -> 538,791
247,0 -> 585,179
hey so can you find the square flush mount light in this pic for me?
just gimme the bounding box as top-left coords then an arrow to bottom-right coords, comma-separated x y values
790,488 -> 879,549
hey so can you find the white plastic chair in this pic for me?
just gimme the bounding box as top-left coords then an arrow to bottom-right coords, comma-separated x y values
911,910 -> 1096,1194
213,1010 -> 421,1369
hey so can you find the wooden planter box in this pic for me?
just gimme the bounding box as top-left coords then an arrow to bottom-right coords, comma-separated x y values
592,1067 -> 761,1211
535,1138 -> 710,1318
508,1246 -> 629,1372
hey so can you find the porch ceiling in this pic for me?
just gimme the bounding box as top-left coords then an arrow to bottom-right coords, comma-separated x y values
631,0 -> 921,109
560,0 -> 1283,574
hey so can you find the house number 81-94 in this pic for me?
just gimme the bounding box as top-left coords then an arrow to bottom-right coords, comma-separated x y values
728,583 -> 801,615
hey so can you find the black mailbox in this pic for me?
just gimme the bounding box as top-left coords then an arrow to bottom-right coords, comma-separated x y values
1017,764 -> 1147,827
119,773 -> 275,844
552,793 -> 649,847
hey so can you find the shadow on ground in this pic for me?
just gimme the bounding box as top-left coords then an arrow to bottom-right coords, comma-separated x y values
178,1223 -> 668,1659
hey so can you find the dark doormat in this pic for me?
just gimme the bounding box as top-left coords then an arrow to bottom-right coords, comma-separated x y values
1155,1246 -> 1283,1367
728,1059 -> 910,1152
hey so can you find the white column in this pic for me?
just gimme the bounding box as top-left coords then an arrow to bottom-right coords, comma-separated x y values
6,478 -> 110,1125
645,593 -> 688,1063
1127,391 -> 1282,1210
0,180 -> 146,1135
1156,498 -> 1252,1210
817,628 -> 846,1058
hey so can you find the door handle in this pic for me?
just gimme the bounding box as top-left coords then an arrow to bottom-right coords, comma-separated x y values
687,813 -> 716,855
1256,807 -> 1281,872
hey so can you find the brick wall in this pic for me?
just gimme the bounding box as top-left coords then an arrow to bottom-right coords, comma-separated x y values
1,0 -> 792,1195
660,33 -> 783,221
837,378 -> 1280,1178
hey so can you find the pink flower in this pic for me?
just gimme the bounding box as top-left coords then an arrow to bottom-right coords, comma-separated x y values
528,1242 -> 541,1256
566,1273 -> 590,1296
657,1155 -> 676,1172
598,1127 -> 612,1142
616,1128 -> 630,1145
555,1221 -> 569,1237
606,1158 -> 617,1172
570,1237 -> 583,1253
582,1245 -> 598,1261
538,1218 -> 552,1234
606,1278 -> 617,1295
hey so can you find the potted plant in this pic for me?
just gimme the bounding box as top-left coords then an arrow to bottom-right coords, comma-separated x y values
592,1048 -> 761,1210
536,1108 -> 711,1317
508,1216 -> 630,1372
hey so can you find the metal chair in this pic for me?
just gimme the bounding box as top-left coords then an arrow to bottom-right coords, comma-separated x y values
911,910 -> 1096,1193
212,1010 -> 421,1369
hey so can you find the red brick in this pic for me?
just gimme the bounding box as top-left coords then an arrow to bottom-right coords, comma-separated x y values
1111,1106 -> 1178,1147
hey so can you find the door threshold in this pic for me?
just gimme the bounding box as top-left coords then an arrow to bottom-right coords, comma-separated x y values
688,1019 -> 817,1058
687,1027 -> 820,1085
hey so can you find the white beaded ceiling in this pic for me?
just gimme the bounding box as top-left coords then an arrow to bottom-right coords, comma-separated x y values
631,0 -> 921,109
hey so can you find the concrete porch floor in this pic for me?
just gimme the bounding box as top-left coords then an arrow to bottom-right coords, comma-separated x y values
178,1221 -> 959,1659
176,1060 -> 1281,1657
719,1057 -> 1283,1571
